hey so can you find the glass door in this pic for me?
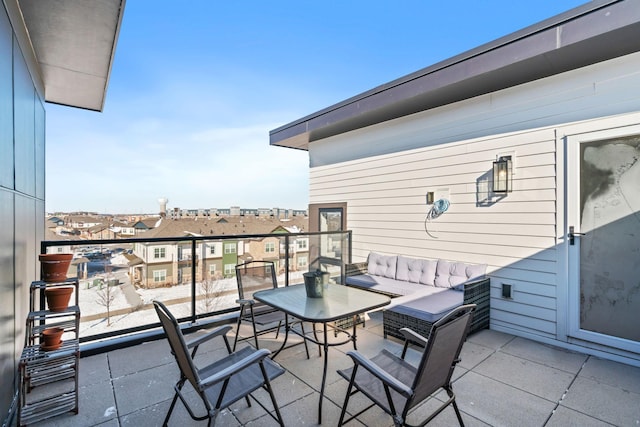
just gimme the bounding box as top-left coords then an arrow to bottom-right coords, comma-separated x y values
567,130 -> 640,352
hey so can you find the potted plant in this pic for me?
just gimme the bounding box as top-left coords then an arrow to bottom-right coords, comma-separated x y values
39,253 -> 73,283
44,286 -> 74,311
41,327 -> 64,351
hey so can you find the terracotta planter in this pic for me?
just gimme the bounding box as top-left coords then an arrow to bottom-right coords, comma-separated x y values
41,327 -> 64,350
39,253 -> 73,283
44,286 -> 74,312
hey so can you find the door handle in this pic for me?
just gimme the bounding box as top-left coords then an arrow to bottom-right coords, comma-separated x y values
568,226 -> 586,245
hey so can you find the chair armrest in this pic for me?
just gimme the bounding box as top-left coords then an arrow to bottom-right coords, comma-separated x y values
399,327 -> 428,347
345,262 -> 368,277
186,325 -> 232,349
345,350 -> 413,398
236,298 -> 255,306
199,348 -> 272,388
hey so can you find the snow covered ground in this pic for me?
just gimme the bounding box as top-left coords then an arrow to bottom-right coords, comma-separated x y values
73,267 -> 307,339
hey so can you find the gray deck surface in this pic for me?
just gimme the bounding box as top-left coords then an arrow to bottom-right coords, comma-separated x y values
30,310 -> 640,426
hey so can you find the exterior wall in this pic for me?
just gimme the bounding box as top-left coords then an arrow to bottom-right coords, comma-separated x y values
308,52 -> 640,364
0,2 -> 46,422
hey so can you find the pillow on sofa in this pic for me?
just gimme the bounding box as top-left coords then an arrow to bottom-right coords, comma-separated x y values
396,255 -> 437,285
367,252 -> 397,279
435,260 -> 487,288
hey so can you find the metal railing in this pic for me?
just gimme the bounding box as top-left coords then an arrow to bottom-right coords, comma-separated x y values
40,231 -> 352,349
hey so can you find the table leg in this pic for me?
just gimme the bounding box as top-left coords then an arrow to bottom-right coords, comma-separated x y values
271,314 -> 290,359
352,314 -> 358,350
318,322 -> 329,424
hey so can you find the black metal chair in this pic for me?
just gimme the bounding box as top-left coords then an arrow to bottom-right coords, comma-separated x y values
233,260 -> 309,357
153,300 -> 285,426
337,304 -> 476,427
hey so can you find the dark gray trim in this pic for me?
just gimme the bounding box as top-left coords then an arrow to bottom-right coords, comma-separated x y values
270,0 -> 640,150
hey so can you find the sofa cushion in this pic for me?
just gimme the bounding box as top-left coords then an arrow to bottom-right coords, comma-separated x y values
346,274 -> 419,296
367,252 -> 397,279
385,289 -> 463,323
435,260 -> 487,288
384,285 -> 449,309
396,256 -> 437,285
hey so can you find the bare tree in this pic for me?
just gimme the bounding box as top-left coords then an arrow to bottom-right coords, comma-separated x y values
96,264 -> 116,326
198,277 -> 224,313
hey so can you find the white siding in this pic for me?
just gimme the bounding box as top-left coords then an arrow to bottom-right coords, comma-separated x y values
311,127 -> 560,339
308,51 -> 640,346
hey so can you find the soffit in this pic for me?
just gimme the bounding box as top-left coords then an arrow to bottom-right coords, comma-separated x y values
18,0 -> 125,111
270,0 -> 640,150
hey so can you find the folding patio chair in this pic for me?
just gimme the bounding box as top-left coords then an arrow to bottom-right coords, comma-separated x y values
337,304 -> 476,427
153,300 -> 285,426
233,260 -> 309,357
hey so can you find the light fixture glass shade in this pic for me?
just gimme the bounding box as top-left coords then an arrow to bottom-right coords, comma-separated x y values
492,156 -> 512,193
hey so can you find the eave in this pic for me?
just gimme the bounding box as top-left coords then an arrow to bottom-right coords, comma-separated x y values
17,0 -> 125,112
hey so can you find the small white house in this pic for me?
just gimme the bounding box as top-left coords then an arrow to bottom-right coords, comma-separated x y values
271,0 -> 640,366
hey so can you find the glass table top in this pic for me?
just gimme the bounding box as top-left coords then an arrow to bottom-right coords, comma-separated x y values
254,283 -> 390,322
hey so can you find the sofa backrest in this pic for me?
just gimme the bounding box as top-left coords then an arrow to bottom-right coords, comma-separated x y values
396,255 -> 438,285
435,260 -> 486,288
366,252 -> 397,279
367,252 -> 486,289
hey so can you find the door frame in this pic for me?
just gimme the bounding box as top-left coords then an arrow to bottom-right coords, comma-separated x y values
565,124 -> 640,353
308,202 -> 347,232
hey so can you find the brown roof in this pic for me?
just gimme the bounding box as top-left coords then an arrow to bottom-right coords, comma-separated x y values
143,216 -> 308,239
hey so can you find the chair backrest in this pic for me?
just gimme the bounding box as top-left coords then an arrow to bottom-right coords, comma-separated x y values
408,304 -> 475,410
153,300 -> 201,389
235,261 -> 278,300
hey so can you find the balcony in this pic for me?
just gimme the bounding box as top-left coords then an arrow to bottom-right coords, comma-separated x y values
27,310 -> 640,426
29,231 -> 640,426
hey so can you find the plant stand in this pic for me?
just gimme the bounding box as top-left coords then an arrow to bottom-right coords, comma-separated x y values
18,278 -> 80,426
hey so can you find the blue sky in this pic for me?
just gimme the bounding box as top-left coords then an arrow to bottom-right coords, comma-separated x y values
45,0 -> 586,214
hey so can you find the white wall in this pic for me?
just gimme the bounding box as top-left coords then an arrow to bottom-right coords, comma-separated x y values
308,51 -> 640,363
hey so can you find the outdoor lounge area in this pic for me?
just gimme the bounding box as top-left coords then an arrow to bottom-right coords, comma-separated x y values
27,308 -> 640,427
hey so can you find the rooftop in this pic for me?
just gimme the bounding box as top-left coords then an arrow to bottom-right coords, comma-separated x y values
29,310 -> 640,426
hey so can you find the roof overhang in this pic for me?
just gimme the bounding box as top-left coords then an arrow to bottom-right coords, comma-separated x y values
270,0 -> 640,150
17,0 -> 125,112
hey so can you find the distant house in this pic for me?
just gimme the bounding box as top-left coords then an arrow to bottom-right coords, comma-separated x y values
271,2 -> 640,366
130,216 -> 307,288
67,215 -> 103,229
110,220 -> 135,237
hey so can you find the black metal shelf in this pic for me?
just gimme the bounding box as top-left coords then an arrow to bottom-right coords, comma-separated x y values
18,278 -> 80,426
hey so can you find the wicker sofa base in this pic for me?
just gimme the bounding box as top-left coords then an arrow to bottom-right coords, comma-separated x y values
383,277 -> 490,341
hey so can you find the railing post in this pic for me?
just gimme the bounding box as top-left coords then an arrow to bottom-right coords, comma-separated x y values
284,235 -> 290,287
191,238 -> 197,321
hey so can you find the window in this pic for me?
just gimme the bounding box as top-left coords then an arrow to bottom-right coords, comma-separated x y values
297,256 -> 308,268
209,264 -> 217,275
153,270 -> 166,283
224,264 -> 235,276
265,242 -> 275,253
224,243 -> 236,254
210,245 -> 216,255
296,239 -> 308,250
154,247 -> 166,259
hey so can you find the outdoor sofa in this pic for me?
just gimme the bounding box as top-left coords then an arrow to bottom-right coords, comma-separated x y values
345,252 -> 490,340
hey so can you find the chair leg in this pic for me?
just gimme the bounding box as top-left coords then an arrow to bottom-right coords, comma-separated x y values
260,363 -> 285,426
163,377 -> 186,426
338,367 -> 358,426
232,315 -> 243,352
299,321 -> 311,359
451,397 -> 465,427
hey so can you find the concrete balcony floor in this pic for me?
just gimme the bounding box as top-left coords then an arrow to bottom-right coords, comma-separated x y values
30,311 -> 640,427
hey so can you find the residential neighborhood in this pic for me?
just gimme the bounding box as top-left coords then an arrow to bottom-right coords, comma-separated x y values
45,206 -> 309,289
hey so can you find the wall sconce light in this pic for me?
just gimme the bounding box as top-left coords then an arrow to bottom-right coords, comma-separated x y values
493,155 -> 513,193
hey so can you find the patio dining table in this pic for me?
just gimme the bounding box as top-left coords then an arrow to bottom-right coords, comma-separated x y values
253,283 -> 390,424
